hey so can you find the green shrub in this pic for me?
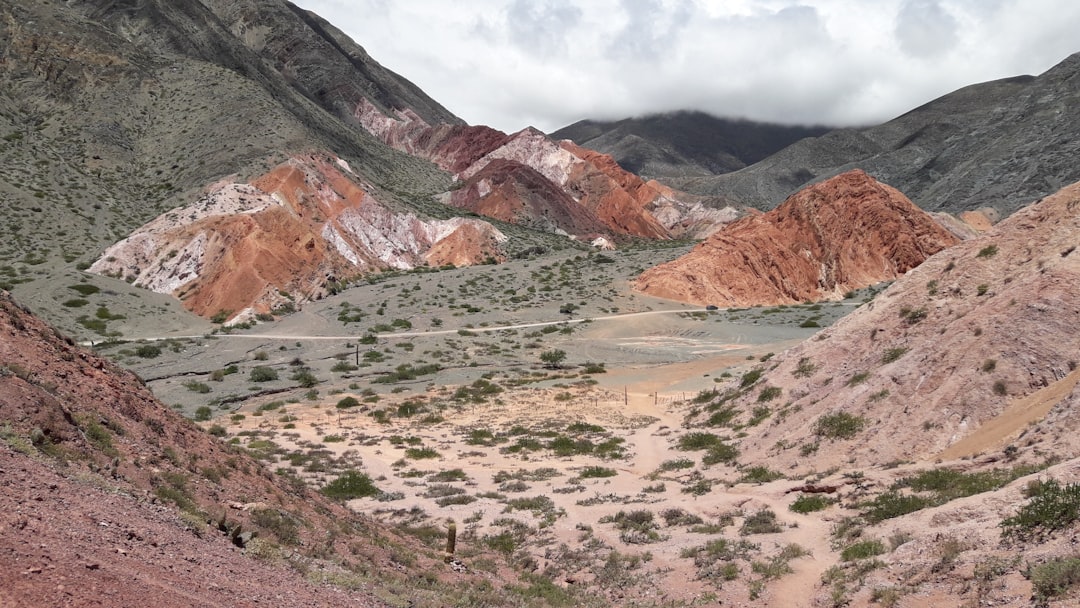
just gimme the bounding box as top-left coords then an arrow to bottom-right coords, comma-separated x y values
579,466 -> 617,479
977,244 -> 999,258
738,466 -> 783,484
846,371 -> 870,386
404,446 -> 440,459
336,396 -> 360,409
1001,480 -> 1080,541
68,284 -> 100,296
790,494 -> 835,513
193,406 -> 212,421
757,386 -> 781,402
1030,556 -> 1080,604
290,368 -> 318,388
740,508 -> 782,535
321,470 -> 379,500
841,539 -> 885,561
134,343 -> 162,359
814,412 -> 867,439
881,347 -> 908,364
183,381 -> 211,394
793,357 -> 817,378
249,366 -> 278,382
677,432 -> 724,451
739,368 -> 763,388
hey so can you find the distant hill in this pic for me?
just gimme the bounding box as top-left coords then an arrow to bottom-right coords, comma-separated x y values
635,170 -> 958,307
670,52 -> 1080,217
550,111 -> 830,179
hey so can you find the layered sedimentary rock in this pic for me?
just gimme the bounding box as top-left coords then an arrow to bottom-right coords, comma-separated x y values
712,179 -> 1080,471
89,155 -> 505,321
635,170 -> 958,306
357,99 -> 734,241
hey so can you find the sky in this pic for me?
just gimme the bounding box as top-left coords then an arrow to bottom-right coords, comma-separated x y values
291,0 -> 1080,133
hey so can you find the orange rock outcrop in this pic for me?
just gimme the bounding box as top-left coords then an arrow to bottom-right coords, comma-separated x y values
634,170 -> 959,306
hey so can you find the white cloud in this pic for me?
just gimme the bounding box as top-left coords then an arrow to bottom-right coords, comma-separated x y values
292,0 -> 1080,132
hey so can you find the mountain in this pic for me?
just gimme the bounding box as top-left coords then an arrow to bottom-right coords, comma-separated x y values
355,101 -> 737,242
88,155 -> 506,320
699,178 -> 1080,473
634,170 -> 958,307
0,288 -> 506,607
670,53 -> 1080,218
550,111 -> 830,179
3,0 -> 715,328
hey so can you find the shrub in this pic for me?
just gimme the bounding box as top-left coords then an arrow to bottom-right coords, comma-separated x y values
757,386 -> 781,402
739,368 -> 763,388
321,470 -> 379,500
977,244 -> 999,258
738,466 -> 784,484
702,443 -> 739,466
982,359 -> 997,373
846,371 -> 870,386
790,494 -> 835,513
793,357 -> 817,378
993,380 -> 1007,396
881,347 -> 908,364
740,508 -> 782,535
290,369 -> 318,388
193,406 -> 212,421
135,344 -> 162,359
404,447 -> 440,459
677,432 -> 724,451
814,412 -> 867,439
249,366 -> 278,382
579,466 -> 617,479
183,381 -> 211,394
336,396 -> 360,409
540,349 -> 567,369
1001,479 -> 1080,541
1030,556 -> 1080,604
841,539 -> 885,561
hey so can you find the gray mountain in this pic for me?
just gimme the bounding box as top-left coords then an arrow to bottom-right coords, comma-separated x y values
669,53 -> 1080,216
550,112 -> 829,179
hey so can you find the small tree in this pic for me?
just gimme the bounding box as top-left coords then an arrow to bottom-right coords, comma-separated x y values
540,349 -> 567,369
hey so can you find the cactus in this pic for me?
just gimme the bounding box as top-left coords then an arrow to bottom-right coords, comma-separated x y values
444,518 -> 457,563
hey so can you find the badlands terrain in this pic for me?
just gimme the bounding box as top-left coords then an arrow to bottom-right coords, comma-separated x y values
3,0 -> 1080,606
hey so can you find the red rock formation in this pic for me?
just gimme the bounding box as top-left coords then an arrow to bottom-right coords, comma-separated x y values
634,170 -> 959,306
356,99 -> 730,241
89,155 -> 506,321
712,179 -> 1080,471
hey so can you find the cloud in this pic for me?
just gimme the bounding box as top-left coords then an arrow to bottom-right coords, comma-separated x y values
503,0 -> 583,58
605,0 -> 695,62
895,0 -> 960,58
291,0 -> 1080,133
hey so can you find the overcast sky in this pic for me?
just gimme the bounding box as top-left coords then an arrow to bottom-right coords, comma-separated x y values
291,0 -> 1080,133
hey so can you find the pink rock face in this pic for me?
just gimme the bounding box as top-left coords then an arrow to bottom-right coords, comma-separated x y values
89,154 -> 506,321
714,178 -> 1080,472
355,99 -> 724,241
634,170 -> 959,306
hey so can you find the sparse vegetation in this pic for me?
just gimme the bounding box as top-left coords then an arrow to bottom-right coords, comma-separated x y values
814,412 -> 868,439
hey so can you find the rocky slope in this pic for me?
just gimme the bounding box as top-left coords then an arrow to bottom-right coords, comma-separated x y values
634,170 -> 958,307
551,111 -> 829,179
704,179 -> 1080,473
0,289 -> 502,607
88,154 -> 505,321
357,99 -> 737,241
675,52 -> 1080,218
1,0 -> 598,331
